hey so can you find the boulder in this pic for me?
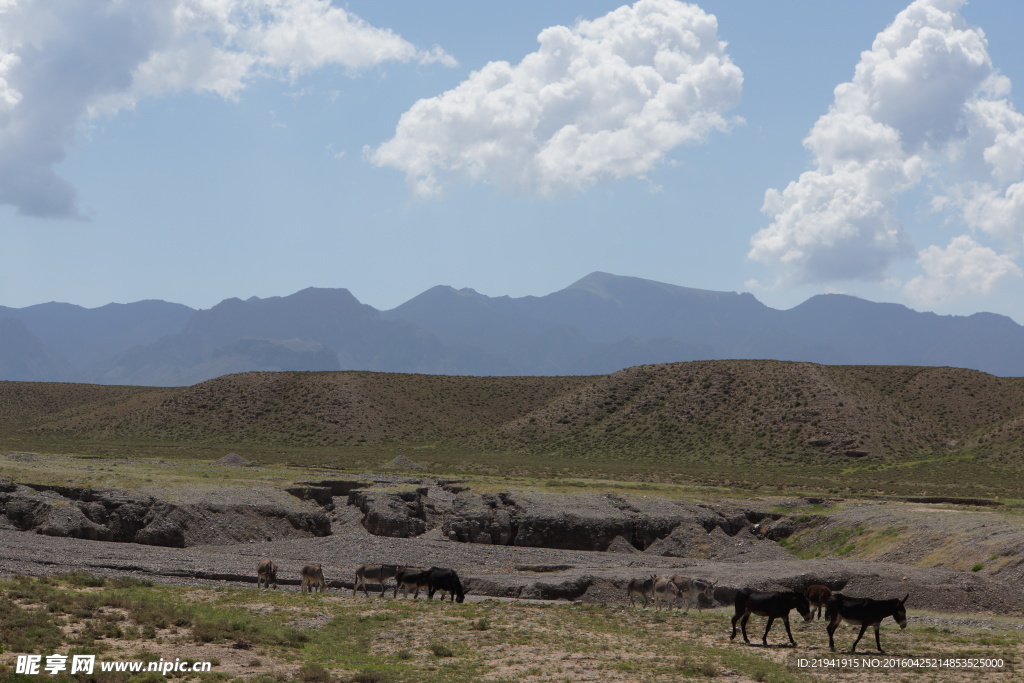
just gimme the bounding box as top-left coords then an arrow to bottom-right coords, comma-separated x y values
37,504 -> 112,542
135,508 -> 188,547
349,489 -> 426,537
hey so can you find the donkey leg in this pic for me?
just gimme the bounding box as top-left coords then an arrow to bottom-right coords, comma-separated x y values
826,617 -> 840,651
762,616 -> 776,646
850,624 -> 869,653
740,613 -> 752,644
874,623 -> 884,653
782,615 -> 797,647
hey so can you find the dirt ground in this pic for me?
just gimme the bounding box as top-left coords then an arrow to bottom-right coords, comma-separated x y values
3,491 -> 1024,615
4,486 -> 1024,681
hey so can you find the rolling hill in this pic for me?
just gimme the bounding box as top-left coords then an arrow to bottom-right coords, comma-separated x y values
3,361 -> 1024,476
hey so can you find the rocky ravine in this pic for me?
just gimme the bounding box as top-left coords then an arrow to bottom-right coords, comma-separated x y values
2,472 -> 1024,620
0,480 -> 331,547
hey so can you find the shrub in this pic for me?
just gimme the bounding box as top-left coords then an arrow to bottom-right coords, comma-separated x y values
111,577 -> 155,589
0,597 -> 64,653
429,643 -> 454,658
57,571 -> 107,588
349,672 -> 390,683
295,663 -> 332,683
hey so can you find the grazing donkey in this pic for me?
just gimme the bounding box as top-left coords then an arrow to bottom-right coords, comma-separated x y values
627,575 -> 656,607
826,593 -> 909,653
805,584 -> 832,620
256,559 -> 277,590
426,567 -> 466,603
730,589 -> 812,647
393,568 -> 430,599
651,576 -> 683,610
300,564 -> 326,593
354,564 -> 400,597
669,575 -> 718,612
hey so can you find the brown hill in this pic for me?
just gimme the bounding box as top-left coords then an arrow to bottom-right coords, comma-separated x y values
2,361 -> 1024,468
477,361 -> 1024,463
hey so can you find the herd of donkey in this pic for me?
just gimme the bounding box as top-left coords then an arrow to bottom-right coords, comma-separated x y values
255,559 -> 909,653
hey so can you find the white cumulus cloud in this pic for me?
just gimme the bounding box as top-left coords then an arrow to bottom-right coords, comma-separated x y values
0,52 -> 19,111
751,0 -> 1024,304
905,235 -> 1021,305
367,0 -> 742,197
0,0 -> 454,218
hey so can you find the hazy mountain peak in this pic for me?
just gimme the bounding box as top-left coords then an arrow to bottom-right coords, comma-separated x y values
564,271 -> 750,303
384,285 -> 490,316
427,285 -> 484,298
565,271 -> 636,297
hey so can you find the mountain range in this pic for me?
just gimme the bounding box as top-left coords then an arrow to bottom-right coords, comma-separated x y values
2,271 -> 1023,386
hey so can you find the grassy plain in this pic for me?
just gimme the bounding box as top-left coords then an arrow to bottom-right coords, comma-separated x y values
1,574 -> 1022,683
4,446 -> 1024,511
3,439 -> 1023,505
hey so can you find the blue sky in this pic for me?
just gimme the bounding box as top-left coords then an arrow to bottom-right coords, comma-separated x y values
4,0 -> 1024,324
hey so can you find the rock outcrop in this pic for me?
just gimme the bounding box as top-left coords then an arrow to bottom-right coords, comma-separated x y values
337,479 -> 785,556
0,482 -> 330,547
348,488 -> 426,538
1,473 -> 786,558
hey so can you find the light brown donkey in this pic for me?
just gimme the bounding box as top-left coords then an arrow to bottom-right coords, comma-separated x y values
300,564 -> 326,593
256,559 -> 277,590
626,575 -> 656,607
354,564 -> 400,597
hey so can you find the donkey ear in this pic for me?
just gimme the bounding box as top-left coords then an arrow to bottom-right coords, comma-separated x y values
900,594 -> 909,605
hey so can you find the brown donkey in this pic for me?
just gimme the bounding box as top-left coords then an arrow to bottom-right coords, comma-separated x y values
805,584 -> 832,620
256,559 -> 277,590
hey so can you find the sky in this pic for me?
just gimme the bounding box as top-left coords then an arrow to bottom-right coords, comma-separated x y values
4,0 -> 1024,324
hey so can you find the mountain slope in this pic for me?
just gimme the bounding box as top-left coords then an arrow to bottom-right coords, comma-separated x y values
0,300 -> 194,371
781,294 -> 1024,374
0,319 -> 76,382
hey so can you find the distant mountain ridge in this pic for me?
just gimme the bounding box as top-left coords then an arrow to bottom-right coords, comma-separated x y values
2,272 -> 1023,385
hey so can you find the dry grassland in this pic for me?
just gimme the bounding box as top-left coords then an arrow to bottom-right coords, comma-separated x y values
1,575 -> 1021,683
